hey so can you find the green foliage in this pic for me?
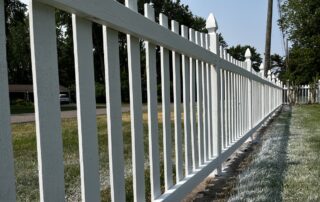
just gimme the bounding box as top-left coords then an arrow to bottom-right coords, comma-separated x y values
279,0 -> 320,84
5,0 -> 32,84
227,45 -> 262,72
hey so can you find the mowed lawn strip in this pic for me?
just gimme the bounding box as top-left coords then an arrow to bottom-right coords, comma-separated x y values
228,105 -> 320,201
282,105 -> 320,201
12,111 -> 178,201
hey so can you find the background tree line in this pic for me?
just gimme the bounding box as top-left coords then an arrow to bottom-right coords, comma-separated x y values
5,0 -> 284,103
279,0 -> 320,85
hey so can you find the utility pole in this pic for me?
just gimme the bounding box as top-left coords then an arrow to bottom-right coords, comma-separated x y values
264,0 -> 273,77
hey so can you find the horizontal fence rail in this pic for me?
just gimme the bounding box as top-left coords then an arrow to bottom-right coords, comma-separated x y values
0,0 -> 284,201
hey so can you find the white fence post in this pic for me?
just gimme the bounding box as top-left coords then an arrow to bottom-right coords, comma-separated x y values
245,48 -> 252,130
0,0 -> 16,199
206,13 -> 222,173
125,0 -> 145,201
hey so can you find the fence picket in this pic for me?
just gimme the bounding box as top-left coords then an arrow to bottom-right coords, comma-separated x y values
196,31 -> 204,165
171,19 -> 183,182
0,0 -> 16,199
200,33 -> 208,162
181,25 -> 192,175
29,1 -> 65,200
160,13 -> 173,190
72,15 -> 100,202
144,4 -> 161,199
189,29 -> 198,169
102,26 -> 126,202
125,0 -> 145,201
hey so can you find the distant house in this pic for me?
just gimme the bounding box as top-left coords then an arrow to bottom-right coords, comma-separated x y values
9,84 -> 69,103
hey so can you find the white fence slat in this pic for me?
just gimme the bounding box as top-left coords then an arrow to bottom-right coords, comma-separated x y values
195,31 -> 203,165
207,63 -> 212,158
227,71 -> 231,146
181,25 -> 192,175
29,1 -> 65,200
127,35 -> 145,201
189,28 -> 198,169
144,4 -> 161,199
160,13 -> 173,190
221,70 -> 226,149
200,33 -> 208,162
0,0 -> 16,199
103,26 -> 126,202
125,0 -> 145,200
171,19 -> 183,182
72,15 -> 100,202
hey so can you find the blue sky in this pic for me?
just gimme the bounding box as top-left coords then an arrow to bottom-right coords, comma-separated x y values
20,0 -> 284,58
180,0 -> 285,57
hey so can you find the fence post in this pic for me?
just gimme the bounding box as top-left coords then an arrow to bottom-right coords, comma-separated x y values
206,13 -> 222,174
245,48 -> 252,130
0,0 -> 16,199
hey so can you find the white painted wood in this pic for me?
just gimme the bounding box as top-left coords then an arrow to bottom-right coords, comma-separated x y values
155,106 -> 282,202
103,26 -> 126,202
195,31 -> 203,165
200,33 -> 208,162
125,1 -> 145,201
171,19 -> 183,182
127,31 -> 146,202
245,50 -> 253,129
35,0 -> 281,90
72,15 -> 100,202
29,1 -> 65,200
207,15 -> 221,165
204,33 -> 213,160
189,28 -> 198,170
0,0 -> 16,199
227,71 -> 231,146
144,4 -> 161,199
221,70 -> 226,149
181,25 -> 192,175
160,13 -> 173,190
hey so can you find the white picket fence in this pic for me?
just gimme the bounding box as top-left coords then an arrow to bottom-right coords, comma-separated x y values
0,0 -> 283,201
283,82 -> 320,104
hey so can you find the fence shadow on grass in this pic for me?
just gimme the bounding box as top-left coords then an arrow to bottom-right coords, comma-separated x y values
191,106 -> 293,202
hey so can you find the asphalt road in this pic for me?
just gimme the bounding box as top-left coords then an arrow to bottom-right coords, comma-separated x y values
10,104 -> 166,124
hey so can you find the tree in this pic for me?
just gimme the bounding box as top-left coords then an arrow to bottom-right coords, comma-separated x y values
227,45 -> 262,72
5,0 -> 32,84
279,0 -> 320,84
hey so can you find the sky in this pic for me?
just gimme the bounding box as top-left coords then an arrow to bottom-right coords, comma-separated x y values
19,0 -> 284,58
180,0 -> 285,58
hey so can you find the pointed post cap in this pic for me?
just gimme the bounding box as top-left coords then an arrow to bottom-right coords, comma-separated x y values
206,13 -> 218,33
259,63 -> 264,71
245,48 -> 251,59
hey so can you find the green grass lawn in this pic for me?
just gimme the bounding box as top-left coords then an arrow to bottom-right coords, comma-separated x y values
12,112 -> 173,201
282,105 -> 320,201
228,105 -> 320,201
